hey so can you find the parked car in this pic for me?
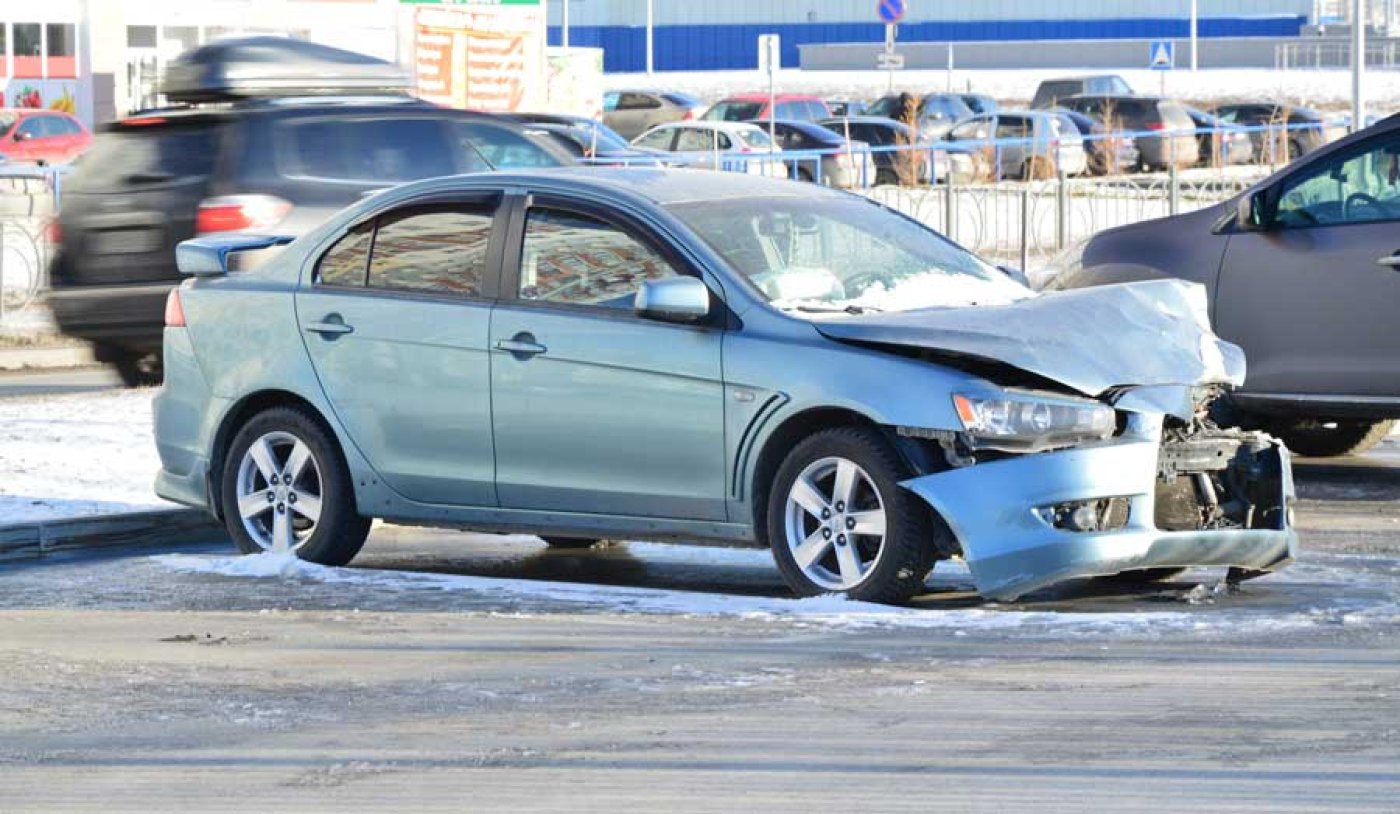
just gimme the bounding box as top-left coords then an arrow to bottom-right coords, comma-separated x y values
826,99 -> 868,118
743,119 -> 875,188
1213,103 -> 1342,162
866,92 -> 974,139
46,37 -> 571,387
703,93 -> 831,123
1182,107 -> 1255,167
0,109 -> 91,165
1058,95 -> 1199,170
943,111 -> 1088,179
602,89 -> 704,140
817,116 -> 957,186
631,121 -> 786,177
958,93 -> 998,116
1048,116 -> 1400,456
156,168 -> 1296,605
506,113 -> 666,165
1030,74 -> 1134,109
1053,107 -> 1141,175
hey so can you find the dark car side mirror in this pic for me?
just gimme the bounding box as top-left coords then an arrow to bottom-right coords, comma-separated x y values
1235,190 -> 1270,232
13,131 -> 30,142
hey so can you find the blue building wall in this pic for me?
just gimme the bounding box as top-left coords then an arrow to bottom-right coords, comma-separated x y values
548,16 -> 1307,72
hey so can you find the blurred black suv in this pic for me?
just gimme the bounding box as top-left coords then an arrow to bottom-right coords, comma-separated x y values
48,38 -> 571,385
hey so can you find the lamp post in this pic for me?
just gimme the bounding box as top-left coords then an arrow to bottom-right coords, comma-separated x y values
646,0 -> 654,75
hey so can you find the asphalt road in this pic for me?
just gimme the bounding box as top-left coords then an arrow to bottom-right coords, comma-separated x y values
2,438 -> 1399,810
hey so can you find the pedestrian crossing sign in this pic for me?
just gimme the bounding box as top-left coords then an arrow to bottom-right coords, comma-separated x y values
1150,41 -> 1175,71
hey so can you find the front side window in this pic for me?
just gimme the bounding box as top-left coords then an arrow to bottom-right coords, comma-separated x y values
634,128 -> 674,150
369,206 -> 495,297
1274,136 -> 1400,227
676,128 -> 725,151
602,92 -> 621,112
995,116 -> 1030,140
670,196 -> 1029,314
518,209 -> 679,309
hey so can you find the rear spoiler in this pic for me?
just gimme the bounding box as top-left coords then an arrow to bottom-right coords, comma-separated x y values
176,234 -> 295,276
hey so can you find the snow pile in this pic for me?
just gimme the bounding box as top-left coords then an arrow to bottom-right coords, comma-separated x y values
152,550 -> 1400,637
0,388 -> 169,524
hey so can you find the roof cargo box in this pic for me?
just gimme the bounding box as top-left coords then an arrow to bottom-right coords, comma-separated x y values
160,36 -> 411,104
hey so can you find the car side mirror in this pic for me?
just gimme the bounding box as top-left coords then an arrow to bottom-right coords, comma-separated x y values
636,276 -> 710,323
13,131 -> 30,142
1236,190 -> 1269,232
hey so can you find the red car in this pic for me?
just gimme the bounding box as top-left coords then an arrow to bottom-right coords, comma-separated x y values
702,93 -> 831,123
0,109 -> 92,165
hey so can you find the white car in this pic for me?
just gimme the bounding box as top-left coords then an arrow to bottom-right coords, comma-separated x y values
632,121 -> 787,178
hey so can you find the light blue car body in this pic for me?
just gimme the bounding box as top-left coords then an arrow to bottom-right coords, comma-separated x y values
154,168 -> 1296,600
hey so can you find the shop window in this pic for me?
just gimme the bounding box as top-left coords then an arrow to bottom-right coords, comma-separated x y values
47,24 -> 77,78
0,26 -> 7,76
13,24 -> 41,78
128,26 -> 157,50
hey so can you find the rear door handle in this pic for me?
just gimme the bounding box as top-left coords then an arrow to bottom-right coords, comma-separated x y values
305,316 -> 354,336
1377,254 -> 1400,268
494,333 -> 547,358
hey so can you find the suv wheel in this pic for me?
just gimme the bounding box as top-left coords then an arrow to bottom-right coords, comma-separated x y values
220,406 -> 370,564
766,426 -> 942,604
1275,419 -> 1395,458
110,350 -> 163,388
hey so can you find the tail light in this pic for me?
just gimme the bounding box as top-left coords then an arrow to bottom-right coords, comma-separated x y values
1145,122 -> 1167,131
44,221 -> 61,245
682,109 -> 697,121
195,195 -> 292,235
164,289 -> 186,328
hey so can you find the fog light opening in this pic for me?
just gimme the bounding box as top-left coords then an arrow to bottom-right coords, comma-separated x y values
1039,497 -> 1131,533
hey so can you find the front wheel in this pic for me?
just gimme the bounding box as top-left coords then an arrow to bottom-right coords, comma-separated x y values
109,350 -> 163,388
220,406 -> 370,564
1274,419 -> 1394,458
766,426 -> 942,604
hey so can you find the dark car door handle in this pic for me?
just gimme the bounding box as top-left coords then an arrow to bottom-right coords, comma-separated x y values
495,335 -> 547,357
1376,254 -> 1400,268
305,318 -> 354,336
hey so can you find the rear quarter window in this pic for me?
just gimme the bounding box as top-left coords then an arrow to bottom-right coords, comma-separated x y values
66,123 -> 221,193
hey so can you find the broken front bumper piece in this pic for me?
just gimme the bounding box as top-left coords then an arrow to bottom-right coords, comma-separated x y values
901,434 -> 1296,601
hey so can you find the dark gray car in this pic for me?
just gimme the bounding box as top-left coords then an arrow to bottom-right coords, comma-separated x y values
1049,116 -> 1400,456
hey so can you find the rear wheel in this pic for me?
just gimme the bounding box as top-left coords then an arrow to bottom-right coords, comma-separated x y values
109,350 -> 163,388
220,406 -> 370,564
1274,419 -> 1394,458
766,426 -> 941,605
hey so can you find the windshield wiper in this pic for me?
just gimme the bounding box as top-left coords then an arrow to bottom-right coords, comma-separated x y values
790,304 -> 881,315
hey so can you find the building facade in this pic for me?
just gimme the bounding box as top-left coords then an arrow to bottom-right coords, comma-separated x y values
546,0 -> 1319,72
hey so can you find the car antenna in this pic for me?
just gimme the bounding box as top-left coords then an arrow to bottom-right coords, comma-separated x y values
461,138 -> 496,172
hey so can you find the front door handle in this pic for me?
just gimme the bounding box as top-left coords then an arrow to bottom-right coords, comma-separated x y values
305,315 -> 354,336
1377,254 -> 1400,268
495,333 -> 547,358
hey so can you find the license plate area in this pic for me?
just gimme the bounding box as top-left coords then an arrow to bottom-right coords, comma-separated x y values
88,227 -> 164,256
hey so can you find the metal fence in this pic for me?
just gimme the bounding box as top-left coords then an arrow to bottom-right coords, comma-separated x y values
1275,39 -> 1400,70
0,167 -> 62,329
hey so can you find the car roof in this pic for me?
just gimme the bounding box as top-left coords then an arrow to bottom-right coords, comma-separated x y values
744,118 -> 841,138
1042,74 -> 1124,82
651,120 -> 764,133
719,93 -> 822,102
818,115 -> 903,127
380,167 -> 843,208
105,99 -> 506,129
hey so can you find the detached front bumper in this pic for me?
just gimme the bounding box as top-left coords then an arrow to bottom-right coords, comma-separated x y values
901,436 -> 1296,601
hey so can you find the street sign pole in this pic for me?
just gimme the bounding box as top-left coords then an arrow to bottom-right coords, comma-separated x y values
876,0 -> 906,89
885,23 -> 896,91
1353,0 -> 1366,133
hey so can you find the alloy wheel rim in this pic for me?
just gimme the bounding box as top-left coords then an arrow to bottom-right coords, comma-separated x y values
235,430 -> 324,553
783,456 -> 887,591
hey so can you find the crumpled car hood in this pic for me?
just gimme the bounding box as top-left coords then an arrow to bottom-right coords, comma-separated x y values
813,279 -> 1245,396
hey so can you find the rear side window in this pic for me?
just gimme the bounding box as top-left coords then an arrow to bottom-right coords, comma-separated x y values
455,121 -> 563,169
316,224 -> 373,287
662,92 -> 701,107
283,117 -> 455,182
67,123 -> 219,193
368,205 -> 495,297
618,92 -> 661,111
995,116 -> 1030,139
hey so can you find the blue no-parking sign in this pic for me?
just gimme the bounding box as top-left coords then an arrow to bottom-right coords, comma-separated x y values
877,0 -> 906,25
1150,40 -> 1175,71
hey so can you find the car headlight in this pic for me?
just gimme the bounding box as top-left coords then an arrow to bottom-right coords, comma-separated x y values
952,391 -> 1116,453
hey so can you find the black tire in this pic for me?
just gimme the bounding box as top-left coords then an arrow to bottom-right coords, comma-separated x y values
220,406 -> 370,565
1274,419 -> 1395,458
110,351 -> 163,388
540,536 -> 602,549
766,426 -> 942,605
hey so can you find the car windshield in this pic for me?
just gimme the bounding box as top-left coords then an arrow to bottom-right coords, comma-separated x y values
669,196 -> 1030,314
705,101 -> 764,122
736,128 -> 773,149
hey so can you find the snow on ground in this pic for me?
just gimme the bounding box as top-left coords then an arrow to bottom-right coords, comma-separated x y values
0,388 -> 170,524
605,67 -> 1400,112
154,548 -> 1400,638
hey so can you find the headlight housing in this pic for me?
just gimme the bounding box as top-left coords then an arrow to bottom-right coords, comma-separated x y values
952,391 -> 1116,453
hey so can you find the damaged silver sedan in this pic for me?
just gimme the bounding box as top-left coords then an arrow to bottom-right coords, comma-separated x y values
154,168 -> 1294,605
